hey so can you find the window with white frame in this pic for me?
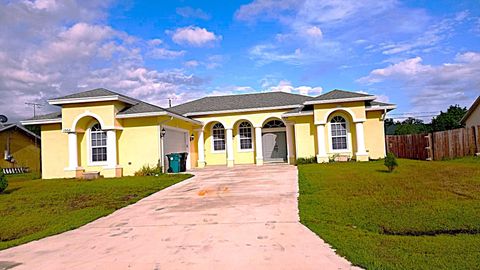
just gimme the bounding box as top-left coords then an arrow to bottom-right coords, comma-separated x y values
90,123 -> 107,162
330,116 -> 348,150
238,121 -> 253,150
212,122 -> 226,151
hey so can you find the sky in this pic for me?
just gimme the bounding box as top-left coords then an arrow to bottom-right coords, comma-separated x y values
0,0 -> 479,122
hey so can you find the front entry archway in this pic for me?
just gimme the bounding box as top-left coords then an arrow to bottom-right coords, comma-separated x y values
262,120 -> 287,163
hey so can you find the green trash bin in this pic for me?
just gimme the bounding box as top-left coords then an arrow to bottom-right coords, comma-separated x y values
166,153 -> 181,173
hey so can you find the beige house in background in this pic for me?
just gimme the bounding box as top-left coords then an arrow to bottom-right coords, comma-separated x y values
461,96 -> 480,154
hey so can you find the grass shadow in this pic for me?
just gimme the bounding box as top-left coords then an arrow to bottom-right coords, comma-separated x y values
1,187 -> 22,195
375,169 -> 392,173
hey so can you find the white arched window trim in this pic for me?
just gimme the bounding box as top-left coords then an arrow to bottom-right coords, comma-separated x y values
87,122 -> 108,166
237,121 -> 253,152
211,122 -> 226,153
327,115 -> 352,153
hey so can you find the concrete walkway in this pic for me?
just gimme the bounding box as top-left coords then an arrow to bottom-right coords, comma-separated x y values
0,165 -> 358,270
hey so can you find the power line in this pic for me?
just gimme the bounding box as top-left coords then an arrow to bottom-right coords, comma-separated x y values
388,111 -> 440,115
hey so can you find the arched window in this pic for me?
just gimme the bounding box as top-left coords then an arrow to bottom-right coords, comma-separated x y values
212,122 -> 226,151
330,116 -> 348,150
238,121 -> 252,150
263,120 -> 285,128
90,123 -> 107,162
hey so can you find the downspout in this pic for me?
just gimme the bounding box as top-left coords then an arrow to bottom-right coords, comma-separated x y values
158,117 -> 174,173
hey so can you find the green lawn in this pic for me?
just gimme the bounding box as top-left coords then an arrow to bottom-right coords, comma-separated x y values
298,157 -> 480,270
0,173 -> 191,250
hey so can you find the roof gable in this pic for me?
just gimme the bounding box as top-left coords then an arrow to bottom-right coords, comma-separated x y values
0,124 -> 41,140
305,89 -> 376,105
461,96 -> 480,124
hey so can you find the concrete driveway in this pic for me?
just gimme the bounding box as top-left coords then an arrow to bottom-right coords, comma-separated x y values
0,165 -> 358,270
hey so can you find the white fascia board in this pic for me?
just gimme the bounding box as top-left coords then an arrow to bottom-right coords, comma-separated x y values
282,111 -> 314,117
365,105 -> 397,111
183,105 -> 302,117
20,118 -> 62,125
48,95 -> 137,106
304,96 -> 376,105
116,111 -> 168,119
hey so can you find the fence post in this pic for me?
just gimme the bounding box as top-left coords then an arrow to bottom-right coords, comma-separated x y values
425,133 -> 433,161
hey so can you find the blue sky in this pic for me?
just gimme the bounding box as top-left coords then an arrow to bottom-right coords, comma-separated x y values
1,0 -> 479,121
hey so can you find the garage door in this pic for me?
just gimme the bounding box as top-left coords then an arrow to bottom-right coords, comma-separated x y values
164,129 -> 188,155
163,127 -> 190,169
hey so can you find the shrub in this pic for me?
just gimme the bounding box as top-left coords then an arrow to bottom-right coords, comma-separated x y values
296,157 -> 317,165
0,168 -> 7,193
384,152 -> 398,172
134,164 -> 163,176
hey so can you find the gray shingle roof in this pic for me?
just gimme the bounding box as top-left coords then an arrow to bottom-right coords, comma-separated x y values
170,92 -> 313,115
310,89 -> 375,101
32,88 -> 186,120
49,88 -> 123,100
368,101 -> 395,107
28,111 -> 62,121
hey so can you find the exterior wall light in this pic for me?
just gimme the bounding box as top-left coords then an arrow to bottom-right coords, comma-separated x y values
190,133 -> 195,141
160,128 -> 166,138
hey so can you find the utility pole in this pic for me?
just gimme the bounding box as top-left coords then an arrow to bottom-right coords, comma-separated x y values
25,102 -> 43,117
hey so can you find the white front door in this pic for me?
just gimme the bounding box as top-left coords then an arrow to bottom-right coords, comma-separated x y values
262,132 -> 287,162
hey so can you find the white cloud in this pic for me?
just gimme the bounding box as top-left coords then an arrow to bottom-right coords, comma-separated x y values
170,26 -> 221,47
0,1 -> 206,121
149,48 -> 186,59
182,55 -> 225,69
304,26 -> 323,39
176,7 -> 210,20
250,45 -> 303,65
357,52 -> 480,111
266,80 -> 322,96
148,39 -> 163,46
184,60 -> 200,68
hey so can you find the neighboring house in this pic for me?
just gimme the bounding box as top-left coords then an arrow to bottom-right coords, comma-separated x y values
21,88 -> 395,179
0,123 -> 41,171
461,96 -> 480,154
461,96 -> 480,130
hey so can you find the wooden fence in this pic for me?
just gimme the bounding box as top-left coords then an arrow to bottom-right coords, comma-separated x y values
386,126 -> 480,160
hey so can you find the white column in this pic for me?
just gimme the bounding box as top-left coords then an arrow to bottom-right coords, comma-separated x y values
316,124 -> 328,163
67,132 -> 78,169
106,130 -> 117,168
355,122 -> 368,161
226,128 -> 234,167
255,127 -> 263,165
197,129 -> 205,168
286,123 -> 295,164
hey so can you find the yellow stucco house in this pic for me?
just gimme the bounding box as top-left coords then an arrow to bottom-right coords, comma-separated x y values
0,124 -> 41,172
21,88 -> 395,179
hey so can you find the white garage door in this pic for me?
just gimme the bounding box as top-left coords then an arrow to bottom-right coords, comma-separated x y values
163,127 -> 190,169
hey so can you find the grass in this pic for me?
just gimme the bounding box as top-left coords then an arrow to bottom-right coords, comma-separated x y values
0,173 -> 191,250
298,157 -> 480,270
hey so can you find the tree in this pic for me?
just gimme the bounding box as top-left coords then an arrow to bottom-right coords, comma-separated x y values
431,105 -> 467,132
394,117 -> 431,135
384,152 -> 398,172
